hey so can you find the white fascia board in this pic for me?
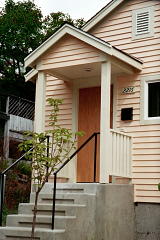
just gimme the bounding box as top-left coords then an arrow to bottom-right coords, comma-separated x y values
25,69 -> 38,82
112,48 -> 143,71
82,0 -> 124,32
24,24 -> 112,69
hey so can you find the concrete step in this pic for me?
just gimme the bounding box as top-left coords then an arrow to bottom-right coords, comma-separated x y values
6,214 -> 76,230
56,188 -> 84,193
41,182 -> 99,194
41,194 -> 96,205
18,203 -> 86,217
30,192 -> 95,205
18,203 -> 64,217
0,226 -> 66,240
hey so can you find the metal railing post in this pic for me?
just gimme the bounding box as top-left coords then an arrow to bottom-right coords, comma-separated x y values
52,173 -> 57,230
0,174 -> 6,226
94,133 -> 97,183
46,136 -> 49,182
50,132 -> 100,230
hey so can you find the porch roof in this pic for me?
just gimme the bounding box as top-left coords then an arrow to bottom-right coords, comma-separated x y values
25,23 -> 142,82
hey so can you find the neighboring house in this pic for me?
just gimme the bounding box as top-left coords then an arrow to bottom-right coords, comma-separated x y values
0,92 -> 34,159
23,0 -> 160,238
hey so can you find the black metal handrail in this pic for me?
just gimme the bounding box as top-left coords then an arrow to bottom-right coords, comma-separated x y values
0,147 -> 34,226
51,132 -> 100,230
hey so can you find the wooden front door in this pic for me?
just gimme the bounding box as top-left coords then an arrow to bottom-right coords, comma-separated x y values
77,85 -> 113,182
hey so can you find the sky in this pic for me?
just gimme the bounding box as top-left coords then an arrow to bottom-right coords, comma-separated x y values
0,0 -> 111,21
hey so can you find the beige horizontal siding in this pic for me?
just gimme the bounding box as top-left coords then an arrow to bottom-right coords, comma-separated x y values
134,178 -> 160,184
133,137 -> 160,143
117,125 -> 160,132
45,75 -> 73,132
133,155 -> 160,161
136,184 -> 159,190
42,36 -> 100,69
133,161 -> 160,167
93,0 -> 160,203
133,166 -> 160,172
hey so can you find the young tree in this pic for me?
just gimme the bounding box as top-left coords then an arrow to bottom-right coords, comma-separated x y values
0,0 -> 85,101
19,98 -> 84,240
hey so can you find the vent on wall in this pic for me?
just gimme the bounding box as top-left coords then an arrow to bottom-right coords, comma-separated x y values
136,11 -> 150,35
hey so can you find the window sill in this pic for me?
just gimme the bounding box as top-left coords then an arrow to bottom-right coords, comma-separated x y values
140,117 -> 160,125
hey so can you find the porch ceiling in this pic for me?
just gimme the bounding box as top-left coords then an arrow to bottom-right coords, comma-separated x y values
46,61 -> 131,82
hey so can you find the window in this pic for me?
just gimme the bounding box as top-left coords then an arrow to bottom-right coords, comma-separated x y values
140,74 -> 160,125
148,82 -> 160,117
132,6 -> 154,40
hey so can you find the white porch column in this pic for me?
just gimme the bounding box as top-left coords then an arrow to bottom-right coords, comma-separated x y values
35,70 -> 46,133
100,60 -> 111,183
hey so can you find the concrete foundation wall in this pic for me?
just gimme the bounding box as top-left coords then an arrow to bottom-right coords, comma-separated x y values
134,203 -> 160,240
95,184 -> 135,240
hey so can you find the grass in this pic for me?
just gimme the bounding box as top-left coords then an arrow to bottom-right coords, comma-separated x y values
2,205 -> 18,226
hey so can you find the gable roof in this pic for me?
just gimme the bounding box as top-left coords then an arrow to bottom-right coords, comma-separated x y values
25,23 -> 111,69
25,23 -> 142,72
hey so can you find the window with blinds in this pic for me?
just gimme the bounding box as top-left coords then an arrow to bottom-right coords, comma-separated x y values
136,11 -> 150,35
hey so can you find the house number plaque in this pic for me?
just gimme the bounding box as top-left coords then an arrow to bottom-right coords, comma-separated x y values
122,87 -> 135,94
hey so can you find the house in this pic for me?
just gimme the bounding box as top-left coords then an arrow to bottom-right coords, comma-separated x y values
0,0 -> 160,239
25,0 -> 160,200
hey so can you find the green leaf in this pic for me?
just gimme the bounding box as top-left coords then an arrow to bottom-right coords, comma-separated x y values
75,131 -> 86,137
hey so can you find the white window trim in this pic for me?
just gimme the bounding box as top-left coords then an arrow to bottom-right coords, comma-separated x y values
140,74 -> 160,125
132,5 -> 154,40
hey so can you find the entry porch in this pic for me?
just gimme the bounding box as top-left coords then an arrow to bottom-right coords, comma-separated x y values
25,23 -> 142,184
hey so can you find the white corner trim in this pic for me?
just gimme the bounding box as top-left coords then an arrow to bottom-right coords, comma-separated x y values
140,74 -> 160,125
